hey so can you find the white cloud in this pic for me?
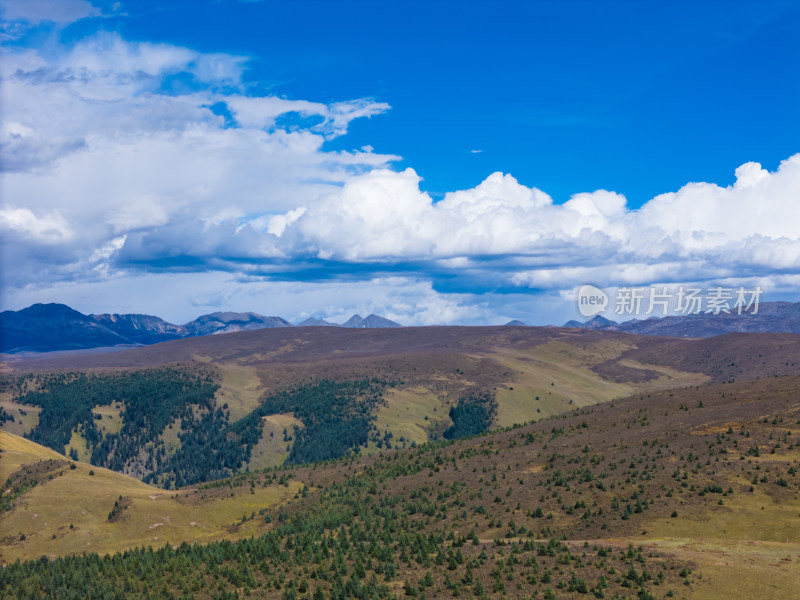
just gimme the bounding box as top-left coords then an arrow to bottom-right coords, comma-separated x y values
324,99 -> 392,137
108,195 -> 170,232
225,96 -> 327,129
273,155 -> 800,293
0,272 -> 513,326
265,207 -> 305,237
225,96 -> 390,137
2,20 -> 799,325
0,206 -> 73,242
277,168 -> 642,263
0,31 -> 397,287
0,0 -> 99,25
633,154 -> 800,242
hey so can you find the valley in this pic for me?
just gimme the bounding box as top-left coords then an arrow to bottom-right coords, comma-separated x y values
0,326 -> 728,480
2,326 -> 800,598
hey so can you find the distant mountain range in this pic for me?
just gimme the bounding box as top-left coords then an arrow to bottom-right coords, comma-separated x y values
563,301 -> 800,337
342,313 -> 401,329
0,304 -> 401,353
295,316 -> 338,327
4,299 -> 799,354
294,313 -> 401,329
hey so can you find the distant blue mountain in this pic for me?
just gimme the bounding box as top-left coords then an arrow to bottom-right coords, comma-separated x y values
183,312 -> 291,336
342,314 -> 401,329
0,304 -> 401,353
0,304 -> 289,353
91,313 -> 186,345
296,314 -> 402,328
0,303 -> 129,353
562,301 -> 800,337
296,317 -> 339,327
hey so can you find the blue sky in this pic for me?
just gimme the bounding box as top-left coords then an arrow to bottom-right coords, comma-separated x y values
109,0 -> 800,204
1,0 -> 799,326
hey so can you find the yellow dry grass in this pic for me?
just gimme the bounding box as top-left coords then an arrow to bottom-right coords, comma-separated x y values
214,364 -> 265,421
0,394 -> 41,437
646,538 -> 800,600
487,342 -> 634,427
247,413 -> 304,470
91,402 -> 125,437
65,429 -> 90,462
647,484 -> 800,543
486,341 -> 709,428
0,431 -> 301,562
617,359 -> 711,389
159,416 -> 183,449
373,386 -> 450,446
1,430 -> 63,480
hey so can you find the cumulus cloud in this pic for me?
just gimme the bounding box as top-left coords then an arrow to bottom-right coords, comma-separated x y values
0,0 -> 99,25
270,155 -> 800,294
0,206 -> 73,243
0,271 -> 509,327
0,30 -> 396,289
2,15 -> 799,325
634,157 -> 800,242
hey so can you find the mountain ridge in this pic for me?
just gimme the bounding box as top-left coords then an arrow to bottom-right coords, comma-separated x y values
0,304 -> 130,353
3,299 -> 799,354
0,303 -> 402,353
563,300 -> 800,337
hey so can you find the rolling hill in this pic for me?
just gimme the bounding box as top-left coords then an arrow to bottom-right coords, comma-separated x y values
2,373 -> 799,598
0,430 -> 302,562
3,325 -> 800,490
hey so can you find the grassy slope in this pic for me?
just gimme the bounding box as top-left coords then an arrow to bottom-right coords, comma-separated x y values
0,393 -> 41,437
0,430 -> 64,479
0,431 -> 302,562
488,338 -> 709,427
64,430 -> 90,462
91,402 -> 125,437
301,375 -> 800,599
213,363 -> 264,421
1,375 -> 799,598
247,413 -> 304,470
372,386 -> 451,448
3,328 -> 799,485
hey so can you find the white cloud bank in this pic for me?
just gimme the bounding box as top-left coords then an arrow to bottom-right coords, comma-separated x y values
0,30 -> 395,287
275,156 -> 800,287
1,12 -> 799,325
